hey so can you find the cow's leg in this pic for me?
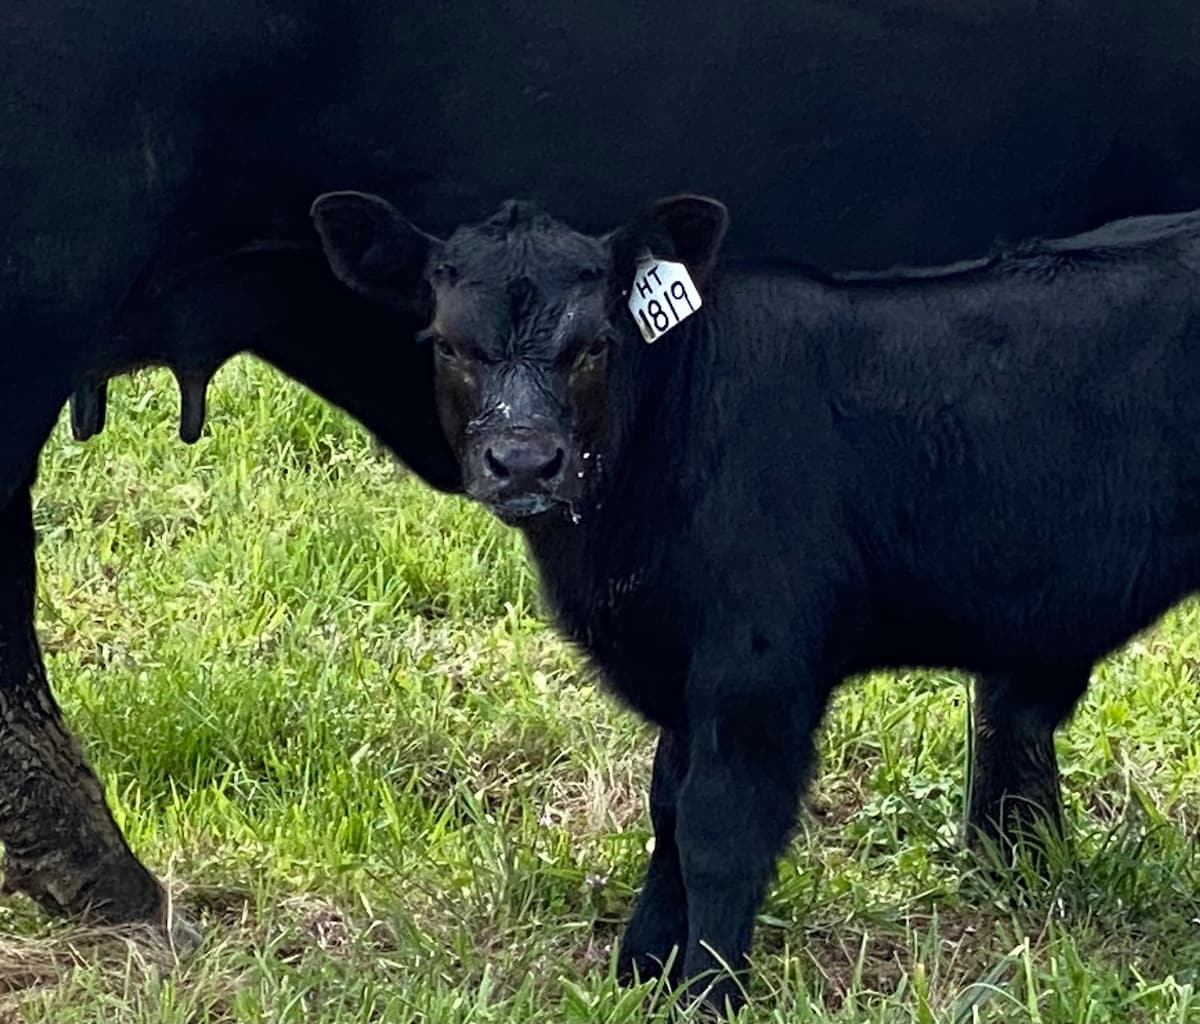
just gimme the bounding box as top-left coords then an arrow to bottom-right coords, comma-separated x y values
617,727 -> 689,984
965,670 -> 1089,857
674,683 -> 821,1013
0,482 -> 187,939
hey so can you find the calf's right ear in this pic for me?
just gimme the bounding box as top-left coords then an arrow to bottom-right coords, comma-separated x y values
310,191 -> 438,314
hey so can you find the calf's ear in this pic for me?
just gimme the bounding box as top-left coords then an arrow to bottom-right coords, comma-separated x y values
610,194 -> 729,291
310,191 -> 439,314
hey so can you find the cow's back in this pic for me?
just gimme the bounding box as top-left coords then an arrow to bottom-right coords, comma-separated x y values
260,0 -> 1200,267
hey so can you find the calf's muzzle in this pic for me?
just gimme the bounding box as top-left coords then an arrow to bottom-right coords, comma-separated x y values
468,427 -> 571,521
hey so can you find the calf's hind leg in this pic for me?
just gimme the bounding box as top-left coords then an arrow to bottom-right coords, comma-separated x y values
0,482 -> 191,941
617,728 -> 689,984
965,670 -> 1089,857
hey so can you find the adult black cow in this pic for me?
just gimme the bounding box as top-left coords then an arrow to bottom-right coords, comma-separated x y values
5,1 -> 1200,945
311,190 -> 1200,1010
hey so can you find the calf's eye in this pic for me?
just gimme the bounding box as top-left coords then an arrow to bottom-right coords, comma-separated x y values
583,337 -> 610,361
433,336 -> 457,360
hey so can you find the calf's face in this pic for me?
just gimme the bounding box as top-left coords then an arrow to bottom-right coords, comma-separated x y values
311,193 -> 727,523
423,207 -> 613,522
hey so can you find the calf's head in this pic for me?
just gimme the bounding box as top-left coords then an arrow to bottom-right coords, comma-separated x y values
311,192 -> 727,523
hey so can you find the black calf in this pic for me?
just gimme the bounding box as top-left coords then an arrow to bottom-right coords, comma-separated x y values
312,193 -> 1200,1011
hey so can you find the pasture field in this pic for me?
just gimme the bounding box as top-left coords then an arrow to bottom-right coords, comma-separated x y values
3,358 -> 1199,1022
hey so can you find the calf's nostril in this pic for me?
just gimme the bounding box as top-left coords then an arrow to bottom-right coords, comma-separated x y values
540,448 -> 565,481
484,447 -> 510,479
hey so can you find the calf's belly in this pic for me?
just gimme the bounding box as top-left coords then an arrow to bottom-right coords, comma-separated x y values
869,563 -> 1195,677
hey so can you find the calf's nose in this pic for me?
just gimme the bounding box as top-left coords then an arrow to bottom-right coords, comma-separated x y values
483,435 -> 566,487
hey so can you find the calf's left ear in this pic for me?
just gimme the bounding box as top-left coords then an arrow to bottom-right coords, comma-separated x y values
310,191 -> 439,315
610,194 -> 729,291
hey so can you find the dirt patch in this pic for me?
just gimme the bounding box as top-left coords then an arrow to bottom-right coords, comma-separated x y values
797,904 -> 1007,1013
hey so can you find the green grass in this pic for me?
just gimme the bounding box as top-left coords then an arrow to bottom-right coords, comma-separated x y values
3,357 -> 1199,1021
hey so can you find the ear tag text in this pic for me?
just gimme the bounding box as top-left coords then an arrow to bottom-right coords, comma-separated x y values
628,258 -> 701,343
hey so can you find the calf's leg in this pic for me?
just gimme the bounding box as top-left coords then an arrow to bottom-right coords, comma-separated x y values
965,670 -> 1089,857
617,727 -> 689,984
0,482 -> 188,939
674,687 -> 821,1013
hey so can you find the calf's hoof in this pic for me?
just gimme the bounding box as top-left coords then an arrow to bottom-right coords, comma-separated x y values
964,799 -> 1067,880
616,901 -> 687,985
684,972 -> 746,1019
616,940 -> 684,987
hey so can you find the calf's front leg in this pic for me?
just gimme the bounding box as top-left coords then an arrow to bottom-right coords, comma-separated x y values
617,727 -> 690,984
674,673 -> 826,1013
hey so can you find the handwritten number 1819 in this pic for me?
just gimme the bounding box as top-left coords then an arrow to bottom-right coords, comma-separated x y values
636,278 -> 696,338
